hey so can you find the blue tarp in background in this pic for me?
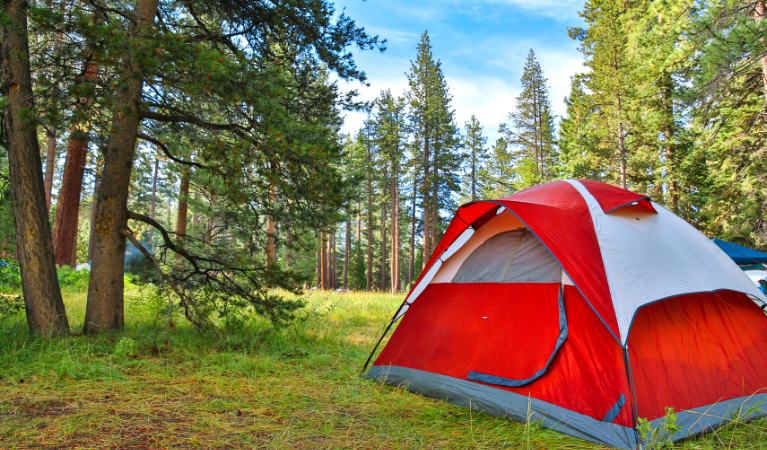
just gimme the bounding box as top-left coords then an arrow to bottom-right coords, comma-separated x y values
712,238 -> 767,264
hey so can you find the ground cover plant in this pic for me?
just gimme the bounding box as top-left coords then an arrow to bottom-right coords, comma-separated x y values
1,285 -> 767,449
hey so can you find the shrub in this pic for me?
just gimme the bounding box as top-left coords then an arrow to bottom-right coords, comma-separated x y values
0,259 -> 21,293
56,265 -> 90,289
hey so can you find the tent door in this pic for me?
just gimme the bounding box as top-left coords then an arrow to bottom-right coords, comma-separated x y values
467,283 -> 567,387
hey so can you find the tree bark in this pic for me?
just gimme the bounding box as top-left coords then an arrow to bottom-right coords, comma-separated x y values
285,230 -> 292,270
51,24 -> 100,268
422,137 -> 430,270
380,188 -> 387,292
320,231 -> 327,289
314,234 -> 320,287
471,144 -> 476,201
618,117 -> 626,190
431,146 -> 439,256
1,0 -> 69,335
661,71 -> 678,211
391,170 -> 400,293
366,148 -> 373,290
329,229 -> 335,289
409,173 -> 418,289
343,216 -> 350,289
355,205 -> 361,247
43,0 -> 64,212
174,174 -> 189,260
44,130 -> 56,211
614,53 -> 627,190
51,133 -> 89,267
84,0 -> 159,334
88,172 -> 100,263
0,234 -> 9,259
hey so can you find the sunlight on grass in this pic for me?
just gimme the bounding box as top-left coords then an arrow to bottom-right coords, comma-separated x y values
1,286 -> 766,449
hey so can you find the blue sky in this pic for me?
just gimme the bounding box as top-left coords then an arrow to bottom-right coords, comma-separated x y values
333,0 -> 587,143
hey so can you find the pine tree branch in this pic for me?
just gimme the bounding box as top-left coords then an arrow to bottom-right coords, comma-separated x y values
126,210 -> 202,274
139,107 -> 248,137
137,132 -> 208,169
121,228 -> 204,331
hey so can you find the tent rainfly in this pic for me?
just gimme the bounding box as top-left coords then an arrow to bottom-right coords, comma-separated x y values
363,180 -> 767,449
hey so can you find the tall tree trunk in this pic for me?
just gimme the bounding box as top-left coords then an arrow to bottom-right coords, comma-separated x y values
661,72 -> 678,211
343,216 -> 350,289
431,146 -> 439,256
51,10 -> 102,267
0,234 -> 9,258
409,173 -> 418,289
471,147 -> 476,201
355,203 -> 361,245
285,231 -> 292,270
266,217 -> 276,266
422,137 -> 430,269
380,199 -> 387,292
366,153 -> 373,290
174,175 -> 189,260
329,229 -> 335,289
43,0 -> 64,212
44,130 -> 56,211
614,53 -> 627,190
51,54 -> 99,267
84,0 -> 159,334
320,231 -> 327,289
51,134 -> 89,267
1,0 -> 69,335
314,234 -> 320,287
391,171 -> 400,293
618,116 -> 627,190
147,158 -> 159,244
88,172 -> 100,263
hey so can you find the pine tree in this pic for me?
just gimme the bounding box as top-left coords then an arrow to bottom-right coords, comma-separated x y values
569,0 -> 638,189
406,31 -> 462,261
1,0 -> 69,335
372,90 -> 406,293
685,0 -> 767,247
483,137 -> 516,199
462,115 -> 488,202
503,49 -> 558,189
559,74 -> 600,180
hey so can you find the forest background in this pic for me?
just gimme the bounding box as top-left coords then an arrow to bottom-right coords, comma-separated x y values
3,0 -> 767,335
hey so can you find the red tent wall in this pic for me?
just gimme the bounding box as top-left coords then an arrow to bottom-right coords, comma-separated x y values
628,290 -> 767,421
374,284 -> 634,426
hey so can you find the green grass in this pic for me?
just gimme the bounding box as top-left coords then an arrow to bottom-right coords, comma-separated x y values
1,286 -> 766,449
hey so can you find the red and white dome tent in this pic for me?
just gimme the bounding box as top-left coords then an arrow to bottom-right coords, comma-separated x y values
362,180 -> 767,449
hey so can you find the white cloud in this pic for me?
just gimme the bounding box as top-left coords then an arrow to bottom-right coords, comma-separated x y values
338,45 -> 584,142
336,55 -> 412,138
334,3 -> 586,143
448,75 -> 518,143
457,0 -> 584,20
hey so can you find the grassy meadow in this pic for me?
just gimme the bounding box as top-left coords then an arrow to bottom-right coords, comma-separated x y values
1,284 -> 767,449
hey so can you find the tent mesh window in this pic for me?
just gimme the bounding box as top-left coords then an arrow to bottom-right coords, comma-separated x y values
452,230 -> 561,283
